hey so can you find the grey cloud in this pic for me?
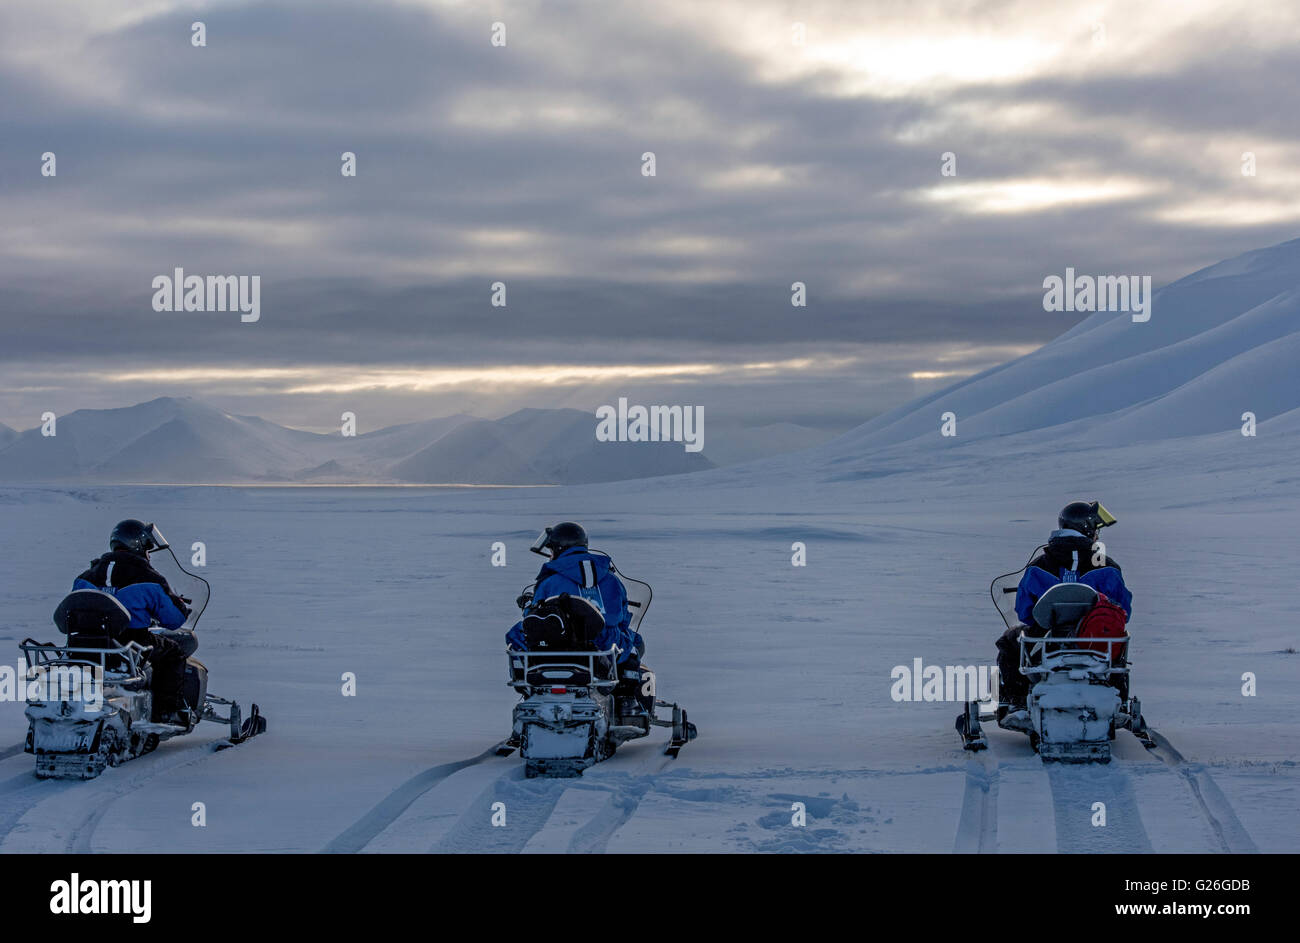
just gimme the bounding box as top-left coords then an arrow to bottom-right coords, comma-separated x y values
1,0 -> 1298,430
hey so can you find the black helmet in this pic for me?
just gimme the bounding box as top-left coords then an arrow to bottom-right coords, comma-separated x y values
1057,501 -> 1116,539
109,519 -> 160,557
530,521 -> 588,558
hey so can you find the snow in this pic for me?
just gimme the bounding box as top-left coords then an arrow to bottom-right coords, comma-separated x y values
1,239 -> 1298,853
820,237 -> 1300,453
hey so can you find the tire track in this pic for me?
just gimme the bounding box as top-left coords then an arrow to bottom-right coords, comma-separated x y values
1046,762 -> 1153,853
0,776 -> 74,842
952,753 -> 999,854
65,739 -> 235,853
427,738 -> 678,854
1147,730 -> 1258,854
0,743 -> 26,762
566,746 -> 675,854
429,767 -> 572,853
322,747 -> 502,854
0,736 -> 231,853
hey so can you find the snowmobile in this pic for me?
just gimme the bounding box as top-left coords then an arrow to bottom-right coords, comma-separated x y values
498,567 -> 696,778
956,555 -> 1153,763
19,525 -> 266,780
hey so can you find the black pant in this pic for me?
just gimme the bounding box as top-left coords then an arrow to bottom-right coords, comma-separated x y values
615,664 -> 656,713
148,630 -> 197,716
996,626 -> 1031,703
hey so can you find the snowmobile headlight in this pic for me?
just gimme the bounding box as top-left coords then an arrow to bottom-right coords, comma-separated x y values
146,523 -> 170,551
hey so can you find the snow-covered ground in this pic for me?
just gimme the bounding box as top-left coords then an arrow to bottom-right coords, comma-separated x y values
0,440 -> 1295,853
2,239 -> 1298,853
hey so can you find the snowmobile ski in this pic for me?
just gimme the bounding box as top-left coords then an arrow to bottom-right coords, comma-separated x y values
956,701 -> 989,751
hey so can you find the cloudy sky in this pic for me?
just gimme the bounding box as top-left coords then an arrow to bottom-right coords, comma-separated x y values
2,0 -> 1299,433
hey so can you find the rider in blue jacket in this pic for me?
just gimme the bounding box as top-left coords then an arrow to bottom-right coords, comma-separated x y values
74,520 -> 195,724
998,501 -> 1131,718
506,522 -> 643,665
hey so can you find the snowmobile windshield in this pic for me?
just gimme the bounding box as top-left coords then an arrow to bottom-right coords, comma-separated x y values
147,539 -> 211,630
1095,503 -> 1117,528
619,572 -> 653,633
147,523 -> 170,551
529,530 -> 551,557
989,544 -> 1046,631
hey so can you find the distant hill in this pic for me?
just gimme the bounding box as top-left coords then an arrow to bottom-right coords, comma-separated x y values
0,397 -> 716,485
391,408 -> 714,484
0,398 -> 331,483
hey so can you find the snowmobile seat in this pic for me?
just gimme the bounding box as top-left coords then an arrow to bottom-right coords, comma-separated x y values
53,589 -> 131,638
53,590 -> 137,672
1032,583 -> 1098,634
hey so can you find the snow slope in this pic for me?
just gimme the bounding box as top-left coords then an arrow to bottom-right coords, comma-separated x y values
0,240 -> 1297,853
826,237 -> 1300,455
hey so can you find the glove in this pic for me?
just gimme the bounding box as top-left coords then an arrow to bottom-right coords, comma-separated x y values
146,635 -> 180,663
515,592 -> 533,611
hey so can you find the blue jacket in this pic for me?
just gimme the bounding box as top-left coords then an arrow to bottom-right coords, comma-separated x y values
506,548 -> 642,662
72,577 -> 188,630
1015,531 -> 1132,629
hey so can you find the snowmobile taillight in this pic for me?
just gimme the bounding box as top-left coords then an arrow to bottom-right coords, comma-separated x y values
550,686 -> 567,694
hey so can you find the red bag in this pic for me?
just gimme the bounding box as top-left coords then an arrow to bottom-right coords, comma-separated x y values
1076,592 -> 1128,659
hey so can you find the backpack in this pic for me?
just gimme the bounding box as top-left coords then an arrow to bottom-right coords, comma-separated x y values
521,594 -> 606,651
1075,592 -> 1128,660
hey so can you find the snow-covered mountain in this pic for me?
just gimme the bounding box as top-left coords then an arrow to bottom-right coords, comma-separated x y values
0,423 -> 14,447
823,237 -> 1300,459
391,408 -> 713,484
0,398 -> 330,483
0,398 -> 712,485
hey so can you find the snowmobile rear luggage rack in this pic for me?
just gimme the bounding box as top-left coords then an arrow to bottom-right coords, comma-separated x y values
19,638 -> 150,684
1018,635 -> 1130,680
507,647 -> 620,690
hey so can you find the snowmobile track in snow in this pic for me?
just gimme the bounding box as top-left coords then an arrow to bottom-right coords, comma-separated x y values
63,740 -> 237,853
322,747 -> 503,853
1046,761 -> 1152,853
1146,730 -> 1258,854
426,740 -> 673,854
428,767 -> 572,853
565,751 -> 675,854
952,753 -> 998,853
0,737 -> 232,853
0,773 -> 74,842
